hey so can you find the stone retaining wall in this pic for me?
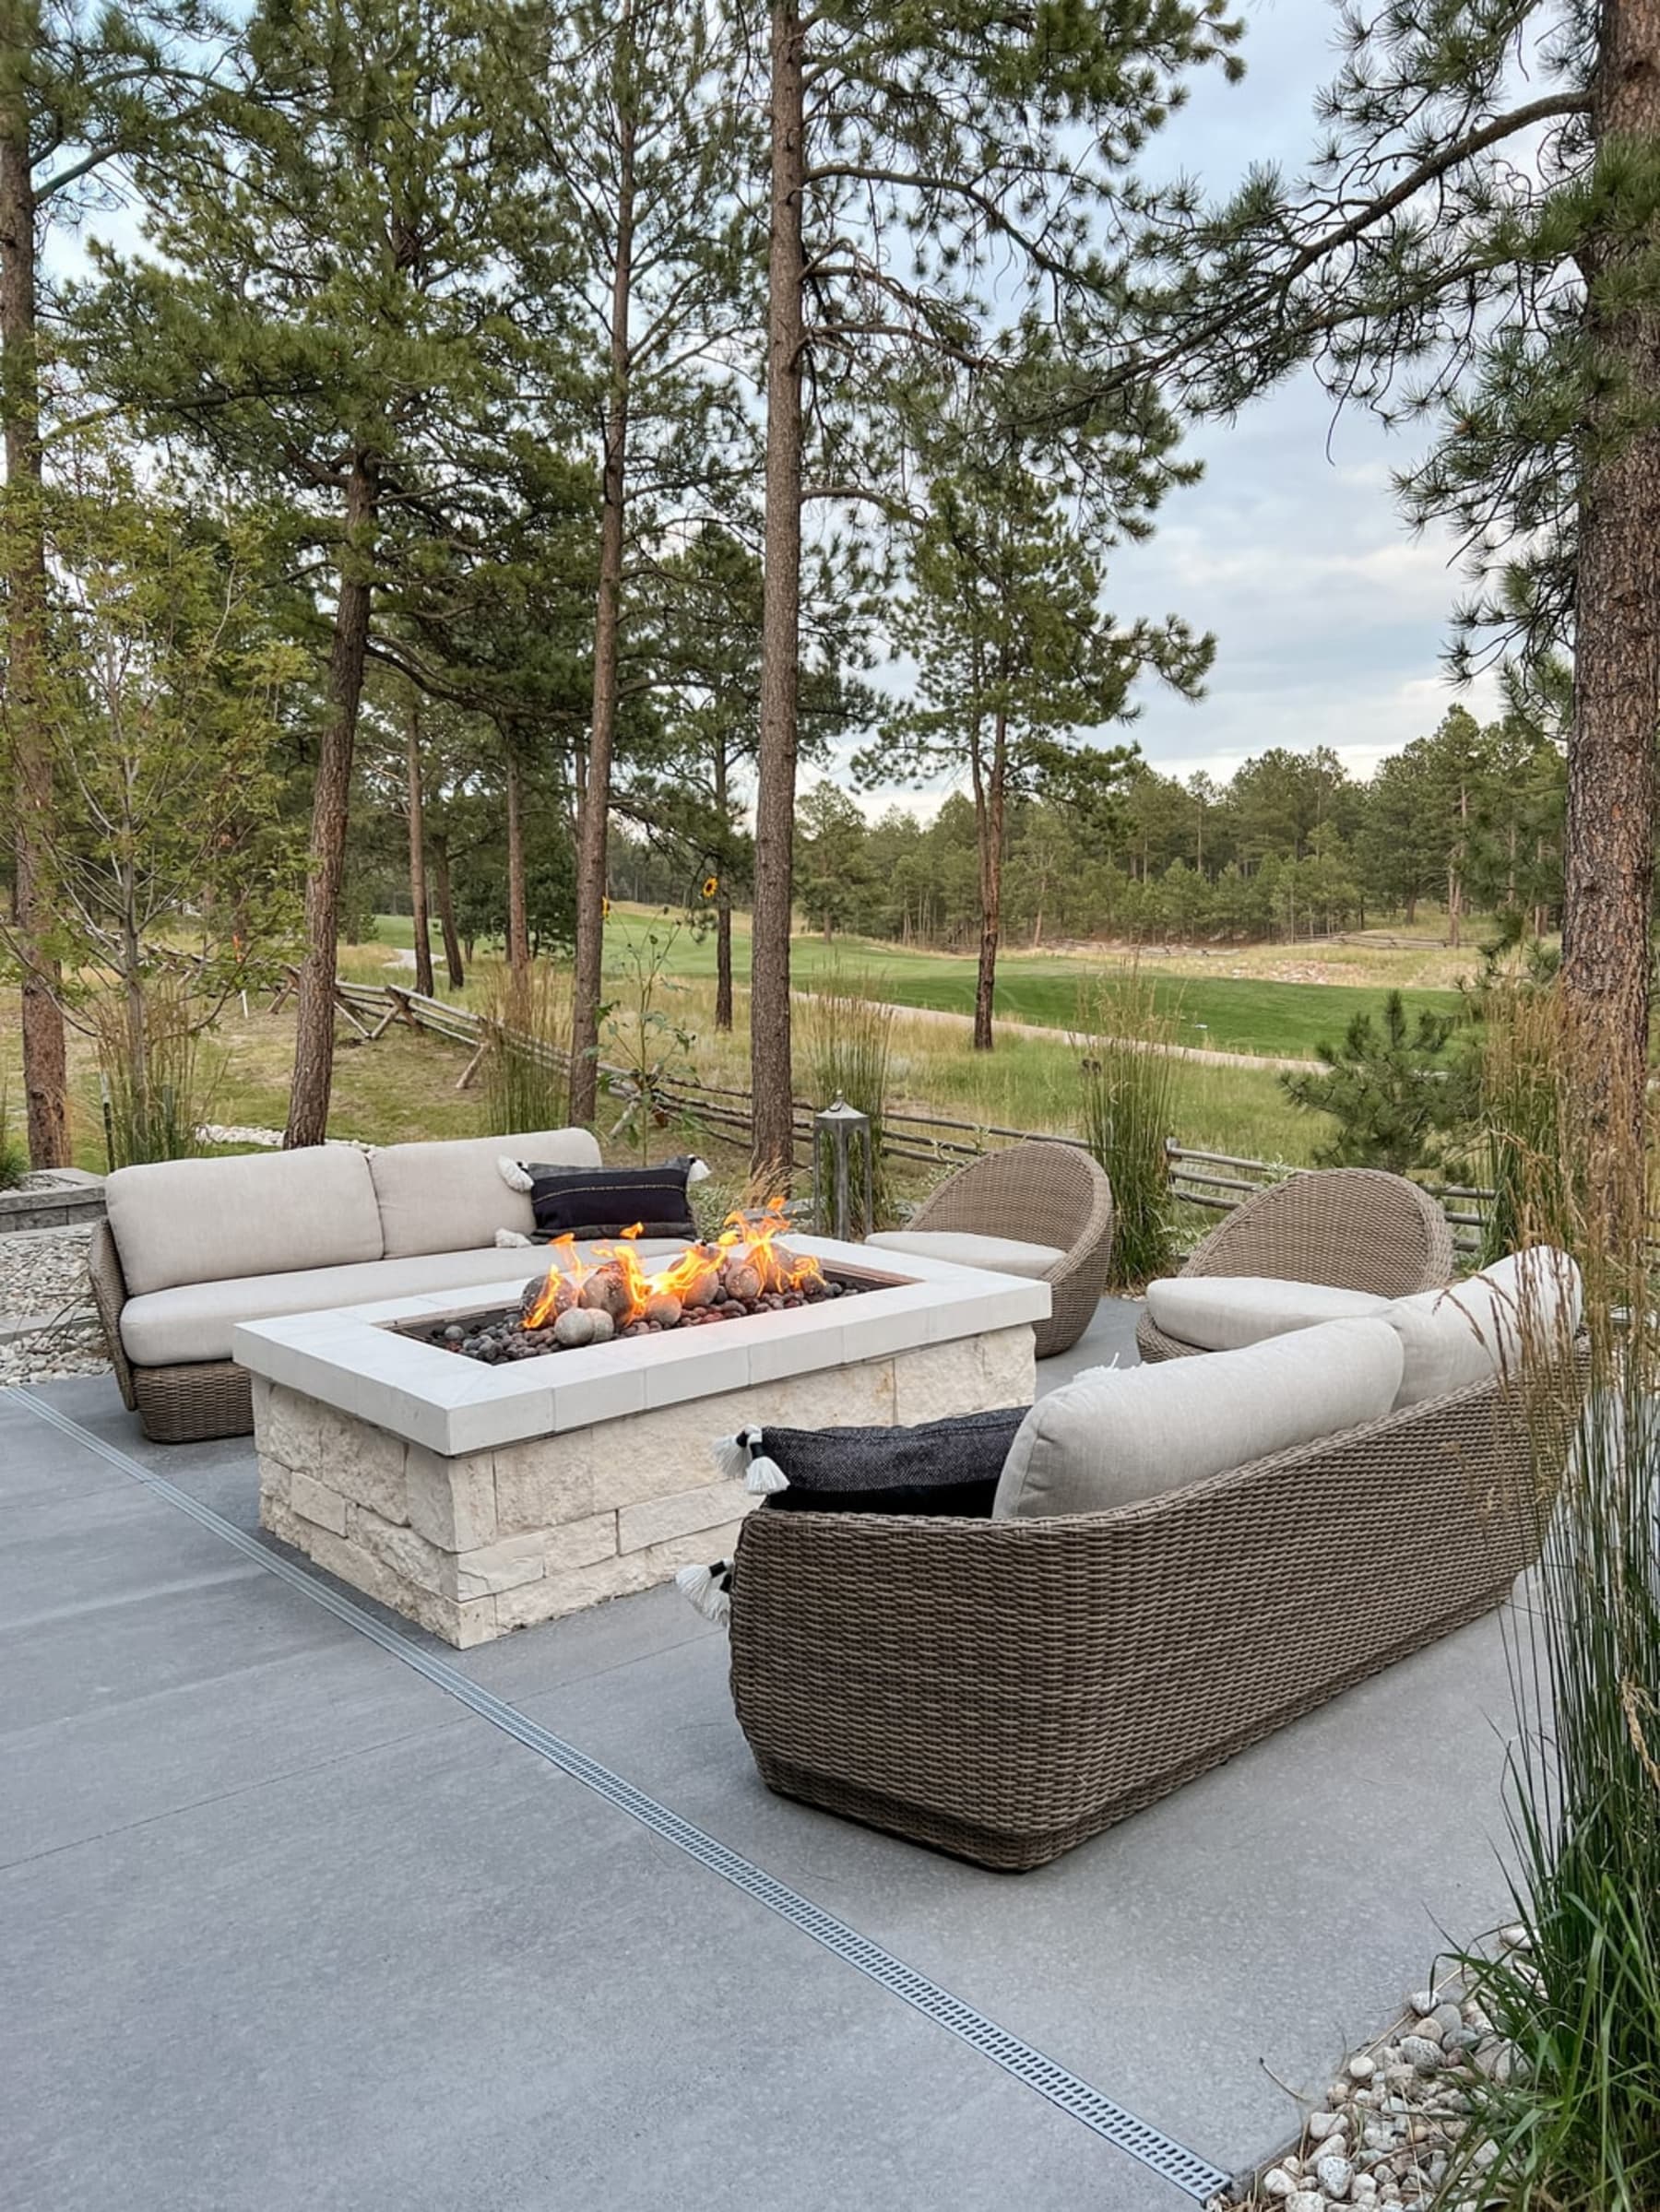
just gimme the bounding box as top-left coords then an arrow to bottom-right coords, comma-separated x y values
0,1170 -> 106,1236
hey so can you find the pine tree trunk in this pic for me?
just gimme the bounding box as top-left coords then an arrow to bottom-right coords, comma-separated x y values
1562,0 -> 1660,1196
570,17 -> 635,1125
285,455 -> 376,1149
750,0 -> 805,1182
405,692 -> 433,998
431,832 -> 465,988
0,52 -> 70,1167
504,748 -> 529,976
972,714 -> 1006,1053
714,734 -> 734,1031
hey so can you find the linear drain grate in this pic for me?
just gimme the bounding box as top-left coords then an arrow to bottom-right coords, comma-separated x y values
21,1390 -> 1232,2205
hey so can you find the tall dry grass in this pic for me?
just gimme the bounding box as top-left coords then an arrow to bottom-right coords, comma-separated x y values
478,964 -> 571,1138
85,976 -> 220,1168
1073,968 -> 1180,1290
1447,992 -> 1660,2212
800,975 -> 896,1233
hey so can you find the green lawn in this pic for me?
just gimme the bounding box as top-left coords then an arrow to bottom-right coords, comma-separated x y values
374,906 -> 1466,1060
593,914 -> 1466,1061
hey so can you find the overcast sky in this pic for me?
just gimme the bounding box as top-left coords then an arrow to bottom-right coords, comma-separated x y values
850,0 -> 1504,817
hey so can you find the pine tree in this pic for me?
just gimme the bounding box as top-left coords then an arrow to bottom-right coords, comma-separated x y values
1137,0 -> 1660,1201
541,1 -> 755,1123
742,0 -> 1242,1172
0,0 -> 218,1164
862,360 -> 1209,1048
81,0 -> 549,1144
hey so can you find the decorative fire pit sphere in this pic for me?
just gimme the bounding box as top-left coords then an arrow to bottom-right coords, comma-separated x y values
413,1198 -> 864,1365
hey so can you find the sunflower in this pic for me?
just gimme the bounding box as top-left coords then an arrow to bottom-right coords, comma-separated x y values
701,875 -> 718,900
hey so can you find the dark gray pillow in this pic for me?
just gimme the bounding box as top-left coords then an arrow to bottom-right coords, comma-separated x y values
716,1406 -> 1029,1515
518,1155 -> 700,1242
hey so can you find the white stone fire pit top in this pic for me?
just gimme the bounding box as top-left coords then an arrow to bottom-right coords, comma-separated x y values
232,1236 -> 1049,1458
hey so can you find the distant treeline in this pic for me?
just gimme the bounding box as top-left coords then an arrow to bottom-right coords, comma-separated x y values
611,706 -> 1566,950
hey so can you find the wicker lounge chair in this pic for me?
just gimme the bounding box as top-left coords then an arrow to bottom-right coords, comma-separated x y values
1136,1166 -> 1453,1364
727,1348 -> 1584,1871
866,1141 -> 1114,1358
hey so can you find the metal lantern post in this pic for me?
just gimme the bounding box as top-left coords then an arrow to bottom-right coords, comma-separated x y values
812,1094 -> 873,1241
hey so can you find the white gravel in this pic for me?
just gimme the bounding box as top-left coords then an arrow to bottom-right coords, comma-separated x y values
0,1224 -> 109,1386
1218,1938 -> 1532,2212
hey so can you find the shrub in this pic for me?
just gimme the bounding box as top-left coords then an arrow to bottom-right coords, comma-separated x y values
1073,968 -> 1178,1290
1281,988 -> 1463,1176
0,1087 -> 29,1190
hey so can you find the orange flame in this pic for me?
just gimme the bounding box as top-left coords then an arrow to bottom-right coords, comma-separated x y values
522,1199 -> 823,1332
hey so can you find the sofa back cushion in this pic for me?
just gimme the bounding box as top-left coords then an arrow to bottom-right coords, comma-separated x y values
1144,1273 -> 1389,1353
106,1147 -> 384,1296
992,1317 -> 1405,1520
1386,1246 -> 1583,1408
369,1128 -> 601,1258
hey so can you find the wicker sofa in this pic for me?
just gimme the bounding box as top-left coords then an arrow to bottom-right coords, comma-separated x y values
1136,1166 -> 1454,1364
866,1141 -> 1115,1357
89,1128 -> 680,1443
728,1266 -> 1584,1871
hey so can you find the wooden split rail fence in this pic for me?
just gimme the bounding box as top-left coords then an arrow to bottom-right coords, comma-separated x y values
317,974 -> 1499,1255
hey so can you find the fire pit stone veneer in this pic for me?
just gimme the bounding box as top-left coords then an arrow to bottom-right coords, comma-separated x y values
234,1236 -> 1046,1647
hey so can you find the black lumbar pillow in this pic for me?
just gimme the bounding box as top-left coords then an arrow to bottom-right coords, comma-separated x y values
713,1405 -> 1029,1511
497,1153 -> 707,1242
675,1407 -> 1030,1625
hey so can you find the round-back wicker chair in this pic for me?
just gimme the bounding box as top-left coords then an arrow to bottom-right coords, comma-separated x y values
1136,1166 -> 1454,1363
872,1141 -> 1113,1358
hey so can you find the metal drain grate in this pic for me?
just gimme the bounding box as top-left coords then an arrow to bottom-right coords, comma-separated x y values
22,1390 -> 1232,2205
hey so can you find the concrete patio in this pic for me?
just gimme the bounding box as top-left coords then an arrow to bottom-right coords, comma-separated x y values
3,1300 -> 1528,2211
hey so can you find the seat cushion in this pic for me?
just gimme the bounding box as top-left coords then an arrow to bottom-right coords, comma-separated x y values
1386,1246 -> 1583,1409
107,1148 -> 384,1295
1144,1274 -> 1390,1353
122,1239 -> 690,1366
993,1317 -> 1405,1520
865,1230 -> 1066,1280
369,1129 -> 600,1259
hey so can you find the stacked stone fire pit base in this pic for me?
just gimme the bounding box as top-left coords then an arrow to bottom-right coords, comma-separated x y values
238,1239 -> 1045,1647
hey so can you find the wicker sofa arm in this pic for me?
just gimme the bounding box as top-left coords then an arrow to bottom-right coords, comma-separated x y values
729,1354 -> 1584,1867
89,1219 -> 139,1412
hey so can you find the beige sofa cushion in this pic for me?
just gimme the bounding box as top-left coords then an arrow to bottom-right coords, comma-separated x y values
369,1129 -> 601,1258
865,1229 -> 1066,1280
107,1148 -> 384,1296
1386,1247 -> 1583,1409
1144,1274 -> 1390,1352
122,1237 -> 691,1366
993,1317 -> 1405,1520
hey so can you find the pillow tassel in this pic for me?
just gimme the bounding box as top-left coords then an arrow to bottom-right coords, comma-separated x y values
674,1559 -> 732,1626
497,1157 -> 536,1194
713,1426 -> 763,1484
745,1452 -> 789,1496
494,1228 -> 532,1248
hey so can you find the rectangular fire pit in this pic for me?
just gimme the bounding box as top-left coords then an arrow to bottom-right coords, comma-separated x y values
234,1236 -> 1047,1647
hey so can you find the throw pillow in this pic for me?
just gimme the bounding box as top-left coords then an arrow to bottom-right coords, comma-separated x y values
495,1153 -> 708,1243
713,1406 -> 1029,1509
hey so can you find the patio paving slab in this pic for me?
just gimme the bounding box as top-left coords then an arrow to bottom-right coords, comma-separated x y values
3,1300 -> 1526,2206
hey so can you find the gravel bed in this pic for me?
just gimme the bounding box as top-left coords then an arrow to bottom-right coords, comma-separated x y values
0,1224 -> 110,1386
1218,1932 -> 1530,2211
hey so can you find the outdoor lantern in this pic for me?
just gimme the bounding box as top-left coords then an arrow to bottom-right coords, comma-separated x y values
812,1093 -> 874,1241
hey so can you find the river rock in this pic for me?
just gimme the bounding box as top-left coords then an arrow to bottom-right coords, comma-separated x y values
1317,2153 -> 1356,2198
